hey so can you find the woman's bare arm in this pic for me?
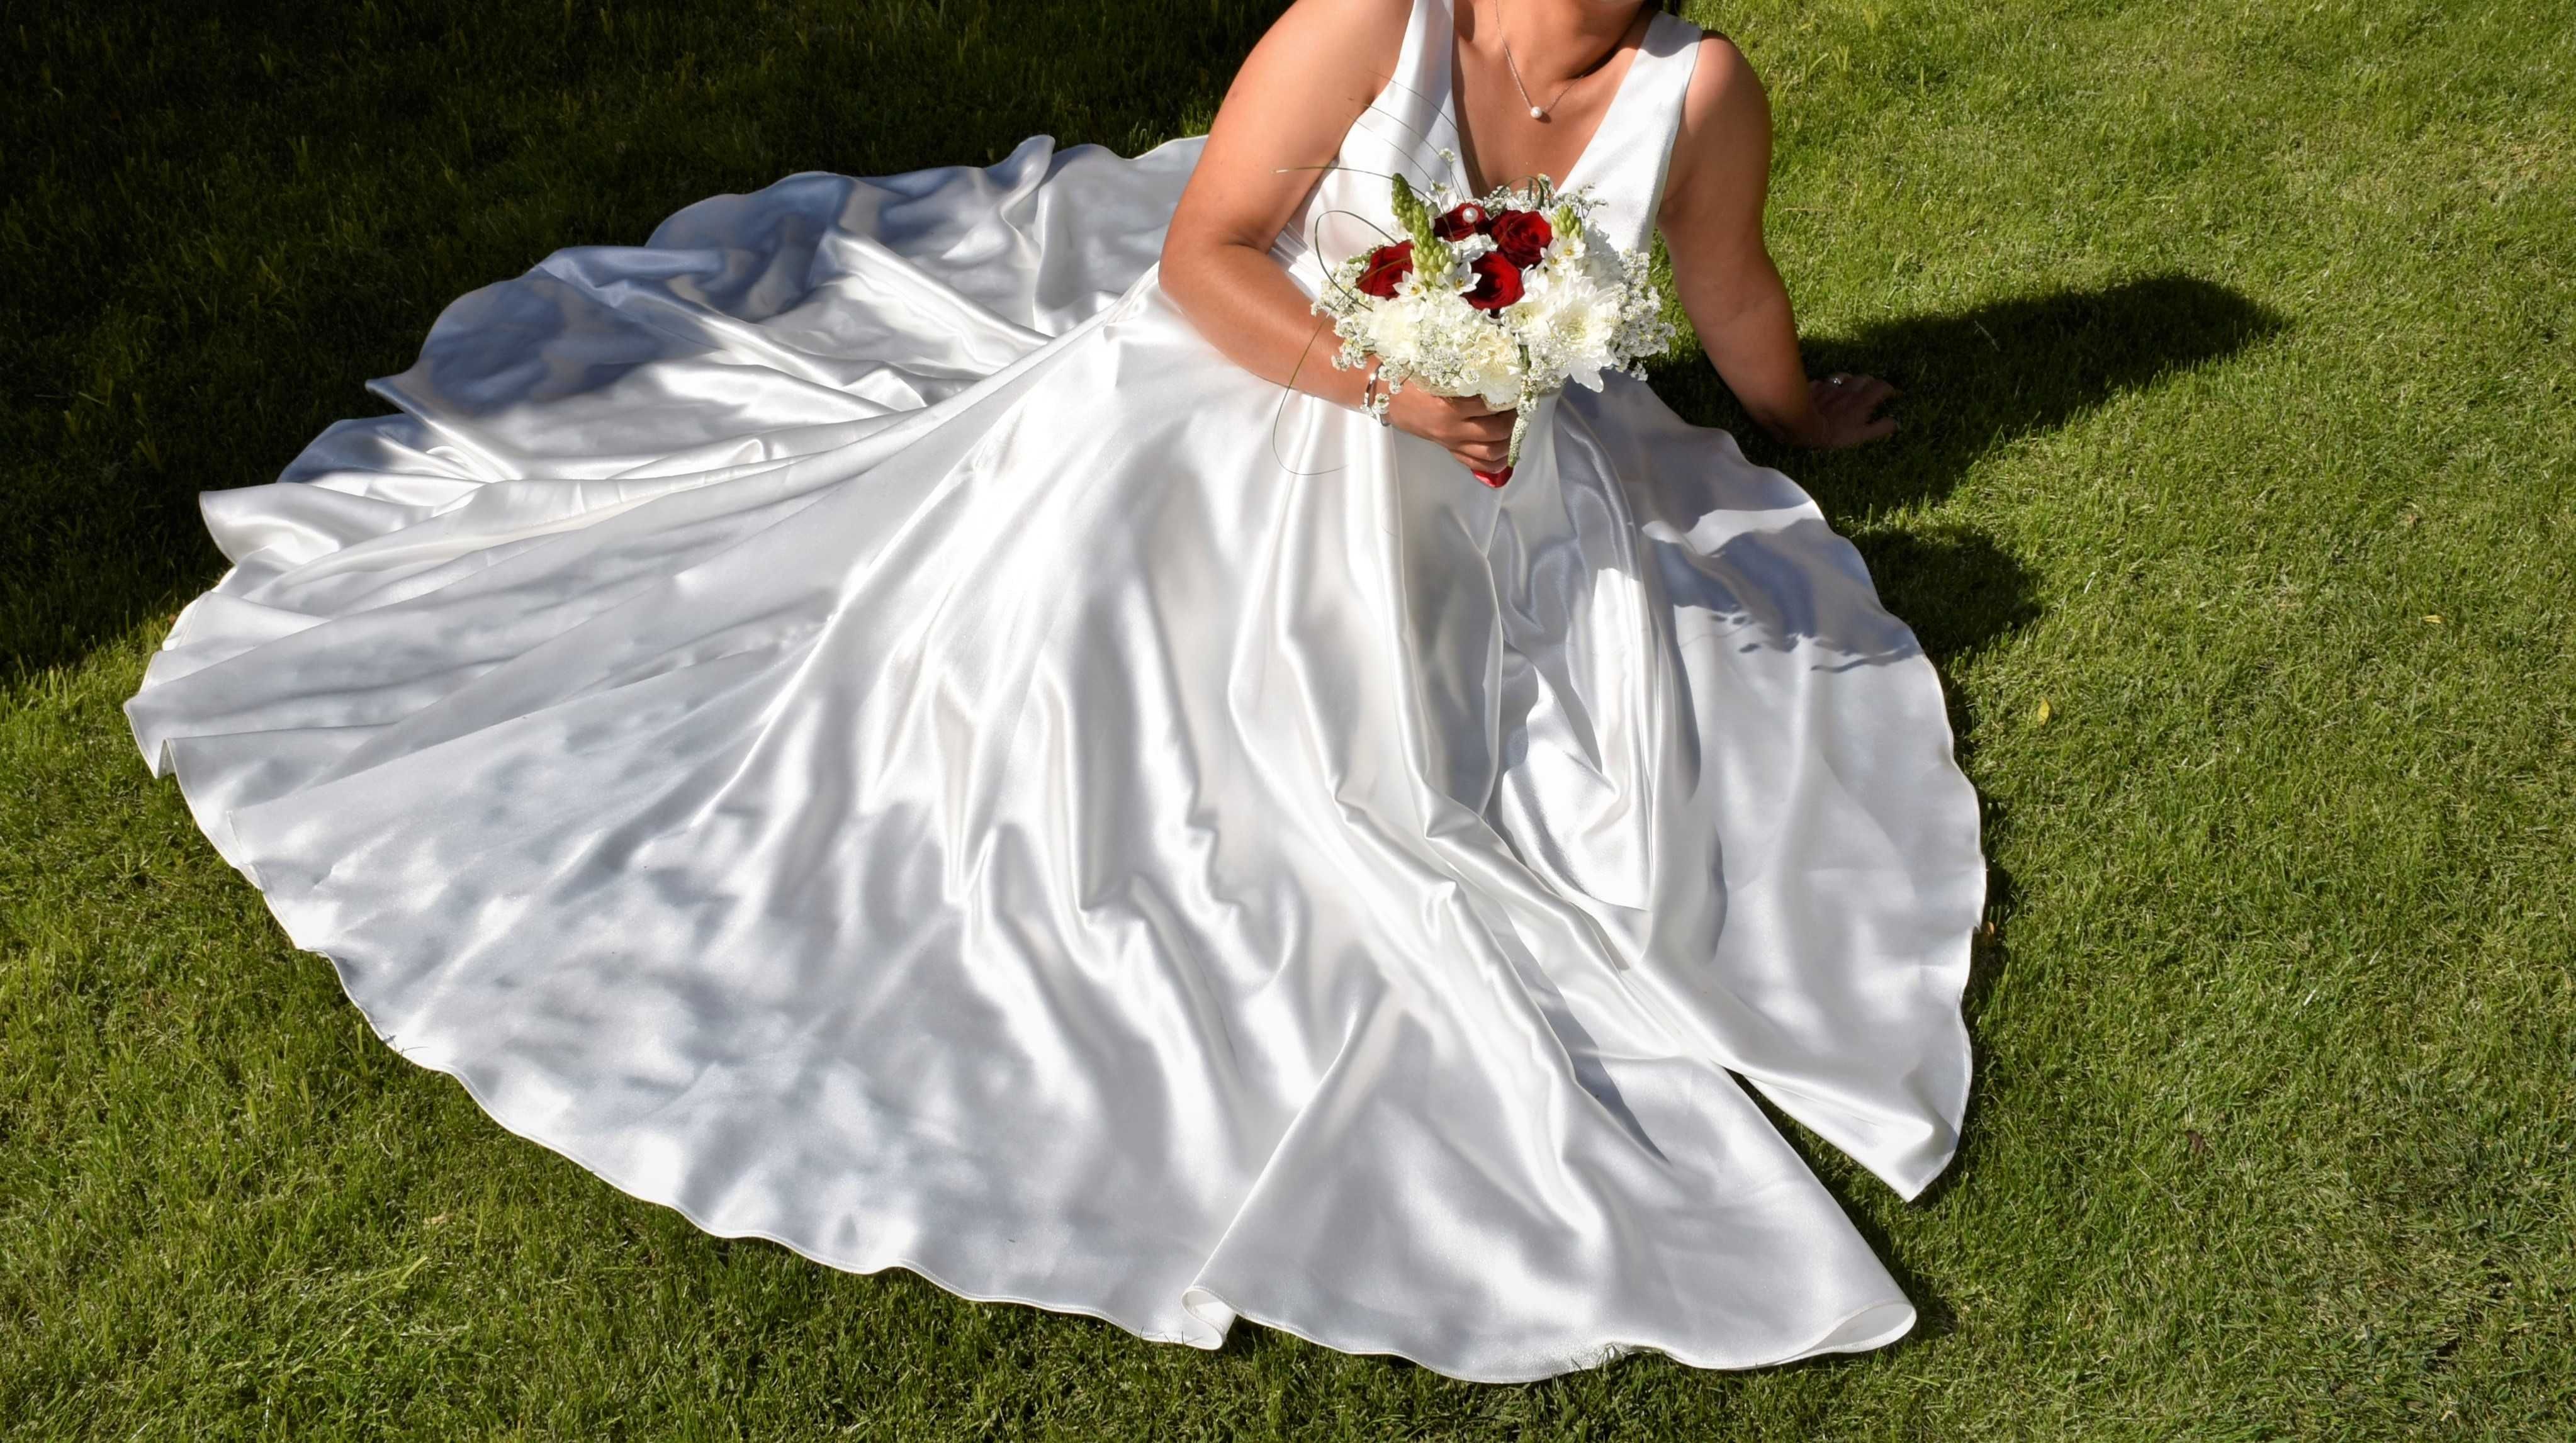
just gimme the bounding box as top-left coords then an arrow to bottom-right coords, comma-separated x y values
1159,0 -> 1517,472
1659,37 -> 1897,449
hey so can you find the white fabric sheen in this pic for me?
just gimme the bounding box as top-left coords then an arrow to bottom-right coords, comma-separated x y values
125,0 -> 1981,1381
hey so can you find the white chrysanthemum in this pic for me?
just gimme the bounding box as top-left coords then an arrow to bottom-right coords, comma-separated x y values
1366,276 -> 1518,408
1507,254 -> 1617,391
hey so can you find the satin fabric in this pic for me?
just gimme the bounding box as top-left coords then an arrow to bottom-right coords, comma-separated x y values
125,1 -> 1983,1381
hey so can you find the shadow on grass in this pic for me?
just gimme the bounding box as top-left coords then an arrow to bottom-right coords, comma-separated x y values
1654,272 -> 2290,519
1649,272 -> 2289,666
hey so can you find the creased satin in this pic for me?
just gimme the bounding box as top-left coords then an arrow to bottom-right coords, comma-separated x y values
125,0 -> 1981,1382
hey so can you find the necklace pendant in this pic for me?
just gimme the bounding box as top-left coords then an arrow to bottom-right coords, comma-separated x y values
1529,105 -> 1545,120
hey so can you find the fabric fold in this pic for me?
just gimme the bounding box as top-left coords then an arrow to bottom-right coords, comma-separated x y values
127,0 -> 1979,1381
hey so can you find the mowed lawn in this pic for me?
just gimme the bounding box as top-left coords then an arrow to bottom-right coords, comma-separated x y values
4,0 -> 2571,1435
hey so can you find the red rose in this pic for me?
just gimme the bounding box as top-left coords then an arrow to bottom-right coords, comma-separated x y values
1486,208 -> 1553,269
1432,203 -> 1489,241
1354,240 -> 1414,299
1461,251 -> 1524,312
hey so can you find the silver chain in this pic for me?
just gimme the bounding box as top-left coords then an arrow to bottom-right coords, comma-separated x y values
1498,0 -> 1580,120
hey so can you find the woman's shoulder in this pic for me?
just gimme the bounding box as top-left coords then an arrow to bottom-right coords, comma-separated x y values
1678,30 -> 1764,134
1658,30 -> 1774,226
1268,0 -> 1417,54
1671,33 -> 1770,167
1251,0 -> 1417,92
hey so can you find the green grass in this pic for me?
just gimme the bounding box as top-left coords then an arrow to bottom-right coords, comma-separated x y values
5,0 -> 2572,1435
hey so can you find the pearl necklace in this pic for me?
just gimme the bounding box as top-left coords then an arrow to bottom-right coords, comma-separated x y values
1498,0 -> 1597,120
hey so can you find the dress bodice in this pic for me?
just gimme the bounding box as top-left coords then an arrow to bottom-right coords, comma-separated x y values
1277,0 -> 1704,287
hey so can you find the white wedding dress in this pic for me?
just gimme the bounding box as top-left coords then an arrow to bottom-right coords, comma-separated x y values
126,0 -> 1982,1381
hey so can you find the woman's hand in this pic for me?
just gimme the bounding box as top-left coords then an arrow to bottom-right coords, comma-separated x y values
1385,385 -> 1517,474
1791,372 -> 1901,449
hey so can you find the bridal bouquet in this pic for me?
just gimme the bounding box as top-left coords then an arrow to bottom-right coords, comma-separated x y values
1317,172 -> 1673,487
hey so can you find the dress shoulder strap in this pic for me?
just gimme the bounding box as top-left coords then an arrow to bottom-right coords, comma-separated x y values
1570,9 -> 1705,255
1338,0 -> 1474,199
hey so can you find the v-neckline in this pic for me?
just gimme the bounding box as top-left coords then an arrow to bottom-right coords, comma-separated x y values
1444,2 -> 1660,199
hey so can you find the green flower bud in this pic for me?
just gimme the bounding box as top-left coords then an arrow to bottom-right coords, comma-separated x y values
1390,174 -> 1454,274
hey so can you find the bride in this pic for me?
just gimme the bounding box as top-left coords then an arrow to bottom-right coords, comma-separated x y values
125,0 -> 1982,1381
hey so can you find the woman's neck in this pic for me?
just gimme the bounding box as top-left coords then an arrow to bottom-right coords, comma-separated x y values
1463,0 -> 1648,91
